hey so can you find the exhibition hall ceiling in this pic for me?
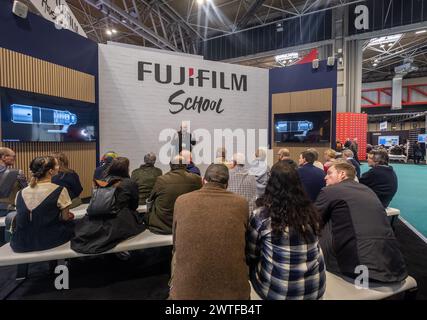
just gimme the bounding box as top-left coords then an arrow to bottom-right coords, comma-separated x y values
22,0 -> 361,51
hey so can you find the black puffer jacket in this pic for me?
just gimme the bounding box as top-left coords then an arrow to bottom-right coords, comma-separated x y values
71,177 -> 146,254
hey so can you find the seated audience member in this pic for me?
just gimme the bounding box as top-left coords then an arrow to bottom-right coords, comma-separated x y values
227,153 -> 257,214
366,144 -> 373,154
276,148 -> 297,168
169,164 -> 250,299
0,147 -> 27,217
214,147 -> 226,164
93,151 -> 118,185
359,150 -> 398,208
315,162 -> 407,283
72,157 -> 145,254
146,155 -> 202,234
344,138 -> 352,149
181,149 -> 201,176
350,138 -> 360,164
51,152 -> 83,208
247,161 -> 326,300
297,151 -> 326,202
131,152 -> 163,205
342,149 -> 361,179
307,148 -> 324,171
323,149 -> 337,173
10,156 -> 74,253
249,149 -> 270,197
335,140 -> 343,152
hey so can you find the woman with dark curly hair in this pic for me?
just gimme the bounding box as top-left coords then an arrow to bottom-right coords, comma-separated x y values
247,161 -> 326,300
10,156 -> 75,252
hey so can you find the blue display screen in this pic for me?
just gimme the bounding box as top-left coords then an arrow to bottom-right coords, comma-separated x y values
1,88 -> 97,142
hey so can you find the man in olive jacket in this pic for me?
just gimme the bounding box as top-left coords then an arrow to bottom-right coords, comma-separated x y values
169,164 -> 250,300
146,155 -> 202,234
131,152 -> 162,205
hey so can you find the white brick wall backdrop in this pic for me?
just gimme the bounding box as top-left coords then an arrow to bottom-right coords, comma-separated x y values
99,44 -> 269,173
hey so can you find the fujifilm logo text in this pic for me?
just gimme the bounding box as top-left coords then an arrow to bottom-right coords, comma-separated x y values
138,62 -> 247,92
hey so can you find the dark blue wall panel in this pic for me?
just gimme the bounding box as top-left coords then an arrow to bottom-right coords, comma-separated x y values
0,0 -> 99,160
0,0 -> 97,75
269,60 -> 337,147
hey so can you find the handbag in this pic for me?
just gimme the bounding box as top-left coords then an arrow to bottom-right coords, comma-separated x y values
87,179 -> 121,217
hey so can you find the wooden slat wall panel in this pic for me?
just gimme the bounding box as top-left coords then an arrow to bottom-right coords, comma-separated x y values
0,47 -> 95,103
0,142 -> 96,198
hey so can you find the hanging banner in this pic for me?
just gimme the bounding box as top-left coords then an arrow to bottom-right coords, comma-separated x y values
30,0 -> 87,38
380,121 -> 388,131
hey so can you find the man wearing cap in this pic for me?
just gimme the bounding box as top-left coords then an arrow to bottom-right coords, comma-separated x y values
170,164 -> 250,299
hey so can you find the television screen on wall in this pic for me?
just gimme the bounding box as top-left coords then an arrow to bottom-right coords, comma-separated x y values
1,88 -> 97,142
274,111 -> 331,143
418,134 -> 427,143
378,136 -> 399,146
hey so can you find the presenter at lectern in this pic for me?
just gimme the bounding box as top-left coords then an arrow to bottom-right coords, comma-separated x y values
172,121 -> 196,155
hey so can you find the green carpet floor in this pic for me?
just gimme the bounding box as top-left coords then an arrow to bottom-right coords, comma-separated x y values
361,163 -> 427,238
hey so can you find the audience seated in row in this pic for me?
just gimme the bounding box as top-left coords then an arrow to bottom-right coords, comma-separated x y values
342,149 -> 361,179
247,161 -> 326,300
51,152 -> 83,208
93,151 -> 118,185
146,155 -> 202,234
316,162 -> 407,283
130,152 -> 163,205
276,148 -> 297,168
307,148 -> 324,171
227,153 -> 257,214
170,164 -> 250,299
10,156 -> 74,252
359,150 -> 398,208
297,151 -> 326,202
248,149 -> 270,197
181,149 -> 201,176
323,149 -> 337,173
0,147 -> 27,218
3,147 -> 408,300
72,157 -> 146,254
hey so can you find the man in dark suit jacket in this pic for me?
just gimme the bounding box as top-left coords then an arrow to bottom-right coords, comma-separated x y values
297,150 -> 326,202
359,150 -> 398,208
342,149 -> 361,179
315,162 -> 407,283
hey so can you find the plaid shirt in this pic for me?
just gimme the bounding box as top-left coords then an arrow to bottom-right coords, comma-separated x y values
246,208 -> 326,300
227,166 -> 257,214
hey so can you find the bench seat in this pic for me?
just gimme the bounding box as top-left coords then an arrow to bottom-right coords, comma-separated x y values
0,230 -> 172,267
323,271 -> 417,300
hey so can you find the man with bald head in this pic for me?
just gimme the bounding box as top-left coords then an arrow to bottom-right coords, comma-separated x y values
0,147 -> 27,217
146,155 -> 202,234
170,164 -> 250,299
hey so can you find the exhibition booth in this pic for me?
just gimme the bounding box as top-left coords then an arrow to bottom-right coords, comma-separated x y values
0,0 -> 337,196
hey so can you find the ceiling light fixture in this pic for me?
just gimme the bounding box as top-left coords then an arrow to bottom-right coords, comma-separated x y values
415,29 -> 427,34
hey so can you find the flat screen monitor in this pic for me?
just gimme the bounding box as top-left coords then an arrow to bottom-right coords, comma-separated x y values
1,88 -> 97,142
378,135 -> 399,147
274,111 -> 331,143
418,134 -> 427,143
